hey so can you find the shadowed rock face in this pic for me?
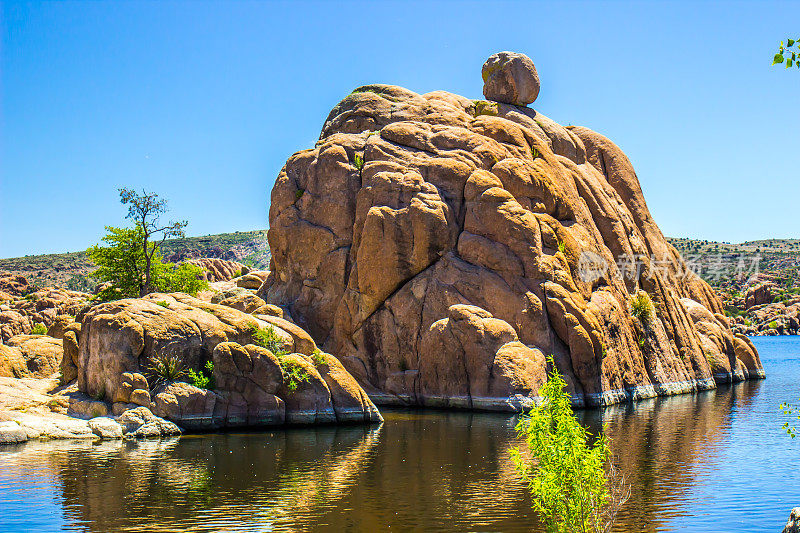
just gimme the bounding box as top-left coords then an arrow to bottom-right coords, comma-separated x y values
260,81 -> 763,410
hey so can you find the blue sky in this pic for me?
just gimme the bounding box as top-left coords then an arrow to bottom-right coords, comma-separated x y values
1,0 -> 798,258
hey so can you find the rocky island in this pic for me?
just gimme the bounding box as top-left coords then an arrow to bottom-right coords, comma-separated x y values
261,52 -> 764,410
0,52 -> 766,445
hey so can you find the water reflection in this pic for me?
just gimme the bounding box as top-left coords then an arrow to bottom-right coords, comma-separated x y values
0,376 -> 777,532
583,380 -> 762,532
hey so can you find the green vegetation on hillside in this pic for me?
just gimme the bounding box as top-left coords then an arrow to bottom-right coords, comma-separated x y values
0,230 -> 270,292
667,237 -> 800,292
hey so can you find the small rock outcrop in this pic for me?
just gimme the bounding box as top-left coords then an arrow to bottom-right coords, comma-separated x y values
744,280 -> 777,309
482,51 -> 540,106
0,286 -> 90,342
0,271 -> 32,297
784,508 -> 800,533
182,258 -> 247,282
0,334 -> 63,378
260,52 -> 764,410
75,293 -> 381,428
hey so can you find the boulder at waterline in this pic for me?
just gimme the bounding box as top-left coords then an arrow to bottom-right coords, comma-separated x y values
784,508 -> 800,533
259,52 -> 764,410
75,293 -> 381,428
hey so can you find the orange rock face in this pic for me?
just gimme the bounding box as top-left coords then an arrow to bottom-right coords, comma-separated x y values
260,82 -> 764,410
183,258 -> 246,282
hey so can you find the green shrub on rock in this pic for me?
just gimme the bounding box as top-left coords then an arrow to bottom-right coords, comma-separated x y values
249,324 -> 288,357
630,290 -> 654,326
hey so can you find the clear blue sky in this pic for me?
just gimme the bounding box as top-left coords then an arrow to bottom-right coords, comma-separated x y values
1,0 -> 798,258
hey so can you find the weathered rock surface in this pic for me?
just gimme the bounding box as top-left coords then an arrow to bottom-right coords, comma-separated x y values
183,258 -> 247,282
784,508 -> 800,533
260,55 -> 763,410
0,287 -> 90,342
482,51 -> 540,106
731,297 -> 800,336
0,376 -> 180,443
0,271 -> 32,297
745,280 -> 778,309
0,334 -> 63,378
77,293 -> 381,428
151,340 -> 381,429
237,270 -> 270,289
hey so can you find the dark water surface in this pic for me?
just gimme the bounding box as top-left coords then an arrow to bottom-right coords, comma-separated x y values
1,336 -> 799,532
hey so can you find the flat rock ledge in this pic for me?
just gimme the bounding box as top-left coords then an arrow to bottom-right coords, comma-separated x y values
0,407 -> 180,445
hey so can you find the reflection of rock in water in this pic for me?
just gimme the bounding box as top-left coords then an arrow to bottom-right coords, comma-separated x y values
1,382 -> 762,532
304,411 -> 541,531
8,427 -> 379,532
577,381 -> 761,533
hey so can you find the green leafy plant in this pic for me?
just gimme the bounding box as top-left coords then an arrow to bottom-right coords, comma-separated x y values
295,188 -> 305,201
233,269 -> 242,278
249,324 -> 289,357
557,240 -> 567,254
781,399 -> 800,438
511,358 -> 629,532
89,223 -> 208,301
773,38 -> 800,69
31,322 -> 47,335
147,352 -> 186,388
281,358 -> 310,393
155,300 -> 170,308
310,348 -> 327,367
630,290 -> 654,326
187,361 -> 215,390
769,320 -> 779,330
353,153 -> 364,171
92,386 -> 105,402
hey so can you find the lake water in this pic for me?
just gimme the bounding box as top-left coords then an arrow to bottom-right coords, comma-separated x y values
1,336 -> 799,532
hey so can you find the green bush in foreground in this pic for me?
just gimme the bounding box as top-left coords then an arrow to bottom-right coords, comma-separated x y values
89,223 -> 208,302
511,359 -> 629,533
31,322 -> 47,335
147,352 -> 186,388
249,324 -> 288,357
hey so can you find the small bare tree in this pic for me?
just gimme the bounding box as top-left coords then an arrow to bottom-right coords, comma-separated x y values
118,188 -> 188,296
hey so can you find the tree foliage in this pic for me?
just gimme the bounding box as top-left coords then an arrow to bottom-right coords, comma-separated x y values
511,360 -> 629,533
88,190 -> 207,301
88,225 -> 148,301
88,225 -> 207,301
781,399 -> 800,438
119,188 -> 188,295
773,38 -> 800,69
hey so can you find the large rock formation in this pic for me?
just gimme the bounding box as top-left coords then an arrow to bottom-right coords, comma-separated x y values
259,52 -> 764,411
74,292 -> 381,428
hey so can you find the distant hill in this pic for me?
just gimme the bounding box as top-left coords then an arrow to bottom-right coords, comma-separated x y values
667,237 -> 800,291
0,230 -> 270,293
2,232 -> 795,297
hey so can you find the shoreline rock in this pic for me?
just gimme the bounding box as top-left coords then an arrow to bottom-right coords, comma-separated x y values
259,52 -> 764,411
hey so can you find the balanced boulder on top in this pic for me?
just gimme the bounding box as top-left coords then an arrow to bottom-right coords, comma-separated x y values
482,51 -> 540,106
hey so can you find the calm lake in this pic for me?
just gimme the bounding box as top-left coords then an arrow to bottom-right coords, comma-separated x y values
1,336 -> 799,532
